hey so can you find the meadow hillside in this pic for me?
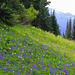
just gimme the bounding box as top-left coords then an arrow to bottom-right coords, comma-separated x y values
0,24 -> 75,75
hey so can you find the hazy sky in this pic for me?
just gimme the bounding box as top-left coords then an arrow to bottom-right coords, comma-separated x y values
47,0 -> 75,15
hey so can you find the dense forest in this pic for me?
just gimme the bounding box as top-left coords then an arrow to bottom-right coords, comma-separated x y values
0,0 -> 60,36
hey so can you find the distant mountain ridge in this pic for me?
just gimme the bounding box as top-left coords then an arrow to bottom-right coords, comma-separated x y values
48,8 -> 74,36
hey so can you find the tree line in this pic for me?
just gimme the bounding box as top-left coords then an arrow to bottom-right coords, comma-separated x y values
0,0 -> 60,36
63,17 -> 75,40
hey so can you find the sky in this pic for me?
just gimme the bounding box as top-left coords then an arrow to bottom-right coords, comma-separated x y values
47,0 -> 75,15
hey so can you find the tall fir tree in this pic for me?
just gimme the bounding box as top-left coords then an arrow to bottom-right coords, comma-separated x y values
72,17 -> 75,40
63,32 -> 65,38
51,10 -> 60,36
68,18 -> 72,39
31,0 -> 52,32
65,19 -> 69,39
0,0 -> 14,26
65,18 -> 72,39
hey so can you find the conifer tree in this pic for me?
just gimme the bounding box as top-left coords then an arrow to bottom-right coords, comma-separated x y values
0,0 -> 14,26
72,17 -> 75,40
51,10 -> 60,36
65,18 -> 72,39
32,0 -> 52,32
65,19 -> 69,39
68,18 -> 72,39
63,32 -> 65,38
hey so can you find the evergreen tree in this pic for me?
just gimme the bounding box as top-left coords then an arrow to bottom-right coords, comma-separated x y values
65,18 -> 72,39
68,18 -> 72,39
63,32 -> 65,38
0,0 -> 14,26
72,17 -> 75,40
51,10 -> 60,36
20,0 -> 41,10
65,19 -> 69,39
32,0 -> 52,32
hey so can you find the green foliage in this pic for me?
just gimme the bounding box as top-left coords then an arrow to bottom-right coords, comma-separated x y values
72,18 -> 75,40
18,4 -> 38,25
25,5 -> 38,24
51,10 -> 60,36
32,0 -> 52,32
20,0 -> 41,10
65,18 -> 72,40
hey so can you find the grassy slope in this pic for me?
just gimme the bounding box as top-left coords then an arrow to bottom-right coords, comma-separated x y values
0,24 -> 75,75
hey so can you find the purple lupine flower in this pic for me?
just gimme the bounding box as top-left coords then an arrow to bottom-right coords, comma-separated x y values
64,69 -> 68,73
73,65 -> 75,67
40,72 -> 42,75
10,69 -> 13,72
34,64 -> 36,68
52,52 -> 54,55
41,43 -> 43,46
57,73 -> 59,75
29,73 -> 31,75
67,64 -> 70,68
46,47 -> 48,50
14,69 -> 16,73
29,68 -> 32,72
0,55 -> 4,60
17,72 -> 19,75
3,50 -> 5,55
6,68 -> 8,72
35,53 -> 37,55
14,62 -> 16,65
24,55 -> 27,58
17,65 -> 18,67
59,67 -> 61,70
10,53 -> 12,57
3,67 -> 7,71
22,67 -> 24,71
31,65 -> 33,68
29,64 -> 30,67
59,72 -> 61,75
25,61 -> 26,64
10,60 -> 12,64
42,66 -> 45,69
11,40 -> 14,42
12,46 -> 14,49
36,67 -> 39,70
15,53 -> 18,56
46,69 -> 48,71
17,68 -> 19,70
33,55 -> 35,58
50,66 -> 53,74
28,54 -> 31,57
47,64 -> 50,67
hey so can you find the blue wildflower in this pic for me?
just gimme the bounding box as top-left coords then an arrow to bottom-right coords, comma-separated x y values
22,67 -> 24,71
10,69 -> 13,72
0,55 -> 4,60
10,60 -> 12,64
64,69 -> 68,73
29,73 -> 31,75
46,69 -> 48,71
34,64 -> 36,68
3,67 -> 7,71
47,64 -> 50,67
31,65 -> 33,68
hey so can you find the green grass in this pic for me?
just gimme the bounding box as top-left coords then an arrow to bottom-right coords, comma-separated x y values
0,24 -> 75,75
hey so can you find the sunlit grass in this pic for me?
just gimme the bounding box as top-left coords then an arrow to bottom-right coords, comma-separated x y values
0,24 -> 75,75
